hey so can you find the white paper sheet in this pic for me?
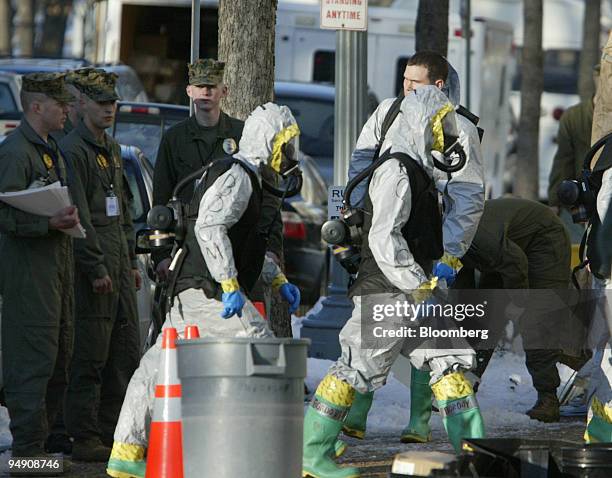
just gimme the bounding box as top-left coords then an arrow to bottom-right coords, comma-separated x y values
0,181 -> 86,238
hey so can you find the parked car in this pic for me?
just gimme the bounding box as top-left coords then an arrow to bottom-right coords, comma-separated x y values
274,80 -> 379,186
121,144 -> 157,348
112,101 -> 329,308
0,72 -> 21,138
0,57 -> 148,103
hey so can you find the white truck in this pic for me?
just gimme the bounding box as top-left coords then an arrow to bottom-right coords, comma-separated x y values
463,0 -> 612,200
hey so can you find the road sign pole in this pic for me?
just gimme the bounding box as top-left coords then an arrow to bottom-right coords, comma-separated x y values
301,27 -> 368,360
190,0 -> 200,116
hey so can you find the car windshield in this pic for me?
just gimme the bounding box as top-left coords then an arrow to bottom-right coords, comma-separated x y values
0,82 -> 16,113
113,118 -> 181,165
275,96 -> 334,158
512,48 -> 580,95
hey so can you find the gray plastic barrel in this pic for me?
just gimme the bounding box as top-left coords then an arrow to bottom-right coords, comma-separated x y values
176,337 -> 309,478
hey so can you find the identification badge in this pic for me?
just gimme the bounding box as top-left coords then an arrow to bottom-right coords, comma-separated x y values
106,194 -> 120,217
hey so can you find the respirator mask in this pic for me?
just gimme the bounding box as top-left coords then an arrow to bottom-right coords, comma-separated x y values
557,132 -> 612,223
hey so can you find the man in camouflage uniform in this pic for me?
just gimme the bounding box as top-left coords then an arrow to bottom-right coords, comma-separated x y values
45,67 -> 106,455
0,73 -> 78,466
57,67 -> 105,138
152,59 -> 283,280
60,71 -> 141,462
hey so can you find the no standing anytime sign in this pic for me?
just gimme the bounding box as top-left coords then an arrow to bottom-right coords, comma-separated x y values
320,0 -> 368,31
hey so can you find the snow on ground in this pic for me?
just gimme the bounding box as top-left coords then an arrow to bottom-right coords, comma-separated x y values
305,351 -> 577,435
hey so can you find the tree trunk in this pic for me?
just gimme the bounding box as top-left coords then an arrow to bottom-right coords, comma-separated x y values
415,0 -> 449,56
218,0 -> 293,338
514,0 -> 543,200
15,0 -> 35,56
218,0 -> 277,120
0,0 -> 13,56
578,0 -> 601,103
34,0 -> 73,57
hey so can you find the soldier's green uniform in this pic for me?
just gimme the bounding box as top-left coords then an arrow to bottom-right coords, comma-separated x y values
547,100 -> 594,242
152,59 -> 283,262
548,100 -> 594,206
0,73 -> 75,456
461,197 -> 584,421
60,72 -> 140,449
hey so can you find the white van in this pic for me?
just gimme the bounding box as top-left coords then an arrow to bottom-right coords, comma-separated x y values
465,0 -> 612,200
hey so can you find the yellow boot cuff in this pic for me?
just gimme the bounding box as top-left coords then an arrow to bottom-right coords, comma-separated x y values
110,442 -> 145,461
431,371 -> 474,401
316,374 -> 355,408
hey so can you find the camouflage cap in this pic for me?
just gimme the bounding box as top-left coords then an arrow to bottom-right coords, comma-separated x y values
78,70 -> 120,102
65,67 -> 106,92
21,72 -> 75,103
188,58 -> 225,86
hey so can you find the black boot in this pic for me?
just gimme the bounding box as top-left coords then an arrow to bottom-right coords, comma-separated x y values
526,392 -> 560,423
45,433 -> 73,455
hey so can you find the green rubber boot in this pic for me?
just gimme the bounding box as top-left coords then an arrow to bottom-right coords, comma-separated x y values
585,397 -> 612,443
400,366 -> 433,443
342,390 -> 374,439
303,375 -> 361,478
431,371 -> 485,453
332,390 -> 374,458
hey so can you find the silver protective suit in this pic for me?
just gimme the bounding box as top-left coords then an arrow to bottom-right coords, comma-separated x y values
329,87 -> 475,392
113,103 -> 296,447
348,64 -> 485,258
586,169 -> 612,441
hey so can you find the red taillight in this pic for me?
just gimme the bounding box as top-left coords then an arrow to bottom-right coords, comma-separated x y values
552,107 -> 565,121
454,28 -> 472,38
118,105 -> 160,115
281,211 -> 306,240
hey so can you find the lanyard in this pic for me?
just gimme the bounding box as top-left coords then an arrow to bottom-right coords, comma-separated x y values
92,145 -> 117,193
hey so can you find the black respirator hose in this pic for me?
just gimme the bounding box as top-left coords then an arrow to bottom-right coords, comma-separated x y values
433,141 -> 467,174
343,154 -> 391,209
262,172 -> 303,198
582,131 -> 612,171
171,164 -> 211,200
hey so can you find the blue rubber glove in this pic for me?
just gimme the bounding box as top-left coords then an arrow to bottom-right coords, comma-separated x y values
432,261 -> 457,286
220,291 -> 245,319
279,283 -> 301,314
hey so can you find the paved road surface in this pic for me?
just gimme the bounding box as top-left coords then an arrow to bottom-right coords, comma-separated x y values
0,417 -> 585,476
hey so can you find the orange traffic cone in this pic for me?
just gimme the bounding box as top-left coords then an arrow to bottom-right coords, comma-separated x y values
145,327 -> 184,478
184,325 -> 200,339
254,301 -> 266,319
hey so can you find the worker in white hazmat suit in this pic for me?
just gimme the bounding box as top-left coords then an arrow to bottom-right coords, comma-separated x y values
106,103 -> 302,478
302,86 -> 485,478
584,164 -> 612,443
336,51 -> 485,452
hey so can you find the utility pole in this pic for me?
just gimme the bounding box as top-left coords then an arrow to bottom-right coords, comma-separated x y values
301,12 -> 368,359
190,0 -> 200,116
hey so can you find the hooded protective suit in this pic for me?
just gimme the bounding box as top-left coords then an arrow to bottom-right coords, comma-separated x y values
331,86 -> 476,390
337,63 -> 485,450
303,87 -> 484,478
348,64 -> 484,259
107,103 -> 301,478
584,169 -> 612,443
